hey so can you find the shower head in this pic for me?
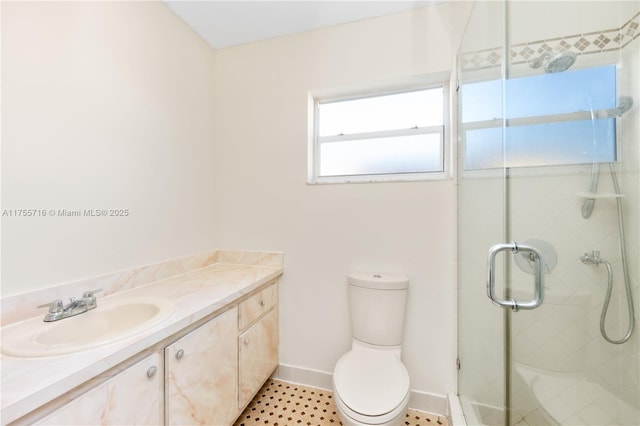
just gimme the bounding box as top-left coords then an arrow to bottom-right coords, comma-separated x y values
528,51 -> 577,73
545,51 -> 577,73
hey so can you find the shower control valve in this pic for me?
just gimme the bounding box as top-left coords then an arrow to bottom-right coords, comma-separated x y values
580,250 -> 601,265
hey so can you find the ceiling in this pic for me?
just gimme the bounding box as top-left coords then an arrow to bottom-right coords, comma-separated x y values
163,1 -> 433,49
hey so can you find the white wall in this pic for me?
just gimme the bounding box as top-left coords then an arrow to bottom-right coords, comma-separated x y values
1,2 -> 217,296
211,5 -> 458,397
1,0 -> 463,401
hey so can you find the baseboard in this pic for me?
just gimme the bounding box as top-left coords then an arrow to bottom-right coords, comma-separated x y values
272,363 -> 334,391
409,389 -> 449,417
447,393 -> 467,426
272,363 -> 449,416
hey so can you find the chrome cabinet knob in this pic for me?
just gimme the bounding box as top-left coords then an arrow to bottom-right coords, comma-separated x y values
147,366 -> 157,378
176,349 -> 184,360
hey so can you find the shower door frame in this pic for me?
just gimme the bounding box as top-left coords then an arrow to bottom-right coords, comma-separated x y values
456,1 -> 514,424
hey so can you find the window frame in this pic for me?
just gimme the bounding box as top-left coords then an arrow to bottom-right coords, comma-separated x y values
308,83 -> 450,184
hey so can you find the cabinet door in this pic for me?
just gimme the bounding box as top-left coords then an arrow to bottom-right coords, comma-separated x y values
166,307 -> 238,426
36,353 -> 163,425
238,308 -> 278,408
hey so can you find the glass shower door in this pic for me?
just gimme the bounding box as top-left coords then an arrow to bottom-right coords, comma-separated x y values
457,1 -> 640,425
505,2 -> 639,425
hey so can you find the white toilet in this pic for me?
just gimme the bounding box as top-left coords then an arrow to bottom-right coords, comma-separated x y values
332,272 -> 410,426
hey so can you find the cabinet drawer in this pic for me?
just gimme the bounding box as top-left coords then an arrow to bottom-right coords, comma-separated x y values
238,309 -> 279,408
239,282 -> 277,330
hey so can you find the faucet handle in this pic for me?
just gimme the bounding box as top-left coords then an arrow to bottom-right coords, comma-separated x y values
82,288 -> 103,298
37,300 -> 64,313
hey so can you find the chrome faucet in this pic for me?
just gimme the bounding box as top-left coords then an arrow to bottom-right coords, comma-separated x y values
38,289 -> 102,322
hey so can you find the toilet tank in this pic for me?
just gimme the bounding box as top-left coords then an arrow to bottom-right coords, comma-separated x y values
347,272 -> 409,346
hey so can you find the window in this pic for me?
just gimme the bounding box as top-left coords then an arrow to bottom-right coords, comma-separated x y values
309,86 -> 446,183
461,65 -> 618,170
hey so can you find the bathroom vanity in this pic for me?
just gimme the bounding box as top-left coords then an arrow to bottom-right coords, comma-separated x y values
0,251 -> 282,425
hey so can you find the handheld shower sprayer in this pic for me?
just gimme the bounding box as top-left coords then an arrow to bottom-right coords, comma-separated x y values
581,97 -> 634,219
581,163 -> 600,219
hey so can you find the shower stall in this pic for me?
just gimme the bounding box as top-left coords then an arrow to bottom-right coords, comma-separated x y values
457,1 -> 639,425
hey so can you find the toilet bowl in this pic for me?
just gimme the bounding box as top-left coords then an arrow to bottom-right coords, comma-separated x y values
332,272 -> 410,426
333,341 -> 410,426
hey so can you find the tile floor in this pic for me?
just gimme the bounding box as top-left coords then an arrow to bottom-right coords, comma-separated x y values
234,379 -> 449,426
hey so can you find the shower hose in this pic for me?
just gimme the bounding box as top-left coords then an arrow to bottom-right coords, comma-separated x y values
582,163 -> 636,344
593,256 -> 634,344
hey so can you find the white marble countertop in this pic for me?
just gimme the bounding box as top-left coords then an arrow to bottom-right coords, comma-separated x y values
0,255 -> 283,424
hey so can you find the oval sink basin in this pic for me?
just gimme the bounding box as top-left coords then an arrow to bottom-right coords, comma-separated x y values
1,297 -> 175,357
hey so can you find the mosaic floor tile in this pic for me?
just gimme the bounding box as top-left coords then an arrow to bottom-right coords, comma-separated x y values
234,379 -> 448,426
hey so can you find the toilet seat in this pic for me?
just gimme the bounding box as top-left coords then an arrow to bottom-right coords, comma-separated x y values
333,384 -> 410,426
333,343 -> 410,419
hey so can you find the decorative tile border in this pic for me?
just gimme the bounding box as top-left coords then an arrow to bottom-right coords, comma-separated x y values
460,11 -> 640,71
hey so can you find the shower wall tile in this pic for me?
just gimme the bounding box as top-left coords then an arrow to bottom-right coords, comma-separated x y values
476,110 -> 638,422
507,167 -> 638,423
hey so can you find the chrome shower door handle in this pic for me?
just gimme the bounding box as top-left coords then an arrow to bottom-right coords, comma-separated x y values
487,241 -> 544,311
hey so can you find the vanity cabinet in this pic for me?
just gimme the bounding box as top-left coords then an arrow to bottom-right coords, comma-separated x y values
165,307 -> 238,426
238,283 -> 279,408
35,353 -> 163,425
21,280 -> 279,426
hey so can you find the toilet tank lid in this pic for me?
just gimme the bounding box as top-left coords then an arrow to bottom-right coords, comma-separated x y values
348,272 -> 409,290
